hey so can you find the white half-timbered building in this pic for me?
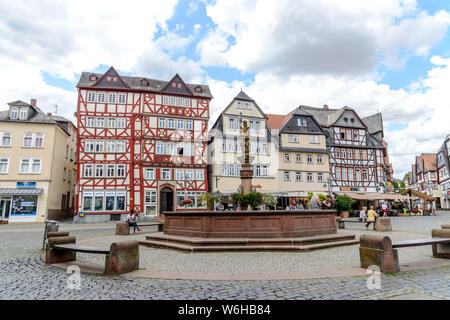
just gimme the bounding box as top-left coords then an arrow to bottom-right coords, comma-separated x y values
76,67 -> 212,222
300,105 -> 388,194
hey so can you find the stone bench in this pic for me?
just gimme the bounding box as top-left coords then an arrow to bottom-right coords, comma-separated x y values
359,229 -> 450,273
336,217 -> 392,232
115,221 -> 164,235
45,235 -> 139,275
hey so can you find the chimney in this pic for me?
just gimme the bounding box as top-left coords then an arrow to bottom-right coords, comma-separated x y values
47,112 -> 53,116
323,104 -> 329,110
30,99 -> 37,107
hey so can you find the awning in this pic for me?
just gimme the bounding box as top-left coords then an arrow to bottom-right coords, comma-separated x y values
401,189 -> 435,201
336,192 -> 412,201
0,188 -> 44,196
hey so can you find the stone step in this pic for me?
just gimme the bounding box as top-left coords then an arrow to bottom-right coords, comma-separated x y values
145,233 -> 356,247
138,238 -> 360,252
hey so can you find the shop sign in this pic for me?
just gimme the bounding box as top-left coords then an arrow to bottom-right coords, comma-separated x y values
17,182 -> 36,188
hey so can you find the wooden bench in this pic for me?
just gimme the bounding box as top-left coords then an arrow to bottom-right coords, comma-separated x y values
115,221 -> 164,235
359,229 -> 450,273
45,235 -> 139,275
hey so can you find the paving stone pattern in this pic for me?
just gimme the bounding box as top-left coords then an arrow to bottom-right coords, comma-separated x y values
0,213 -> 449,300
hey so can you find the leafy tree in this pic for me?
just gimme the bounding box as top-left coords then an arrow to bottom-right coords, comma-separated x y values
333,195 -> 355,213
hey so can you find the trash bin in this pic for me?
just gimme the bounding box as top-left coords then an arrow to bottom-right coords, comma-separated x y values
42,220 -> 59,249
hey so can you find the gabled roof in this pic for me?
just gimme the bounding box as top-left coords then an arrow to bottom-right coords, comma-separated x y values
234,90 -> 254,102
362,113 -> 383,135
91,66 -> 130,89
160,73 -> 194,96
77,67 -> 212,99
266,107 -> 326,136
299,105 -> 370,130
422,153 -> 437,172
266,114 -> 286,130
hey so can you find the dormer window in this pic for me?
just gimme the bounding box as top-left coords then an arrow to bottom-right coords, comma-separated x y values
172,82 -> 176,88
19,108 -> 27,120
113,77 -> 117,82
89,75 -> 97,81
141,79 -> 148,86
195,86 -> 202,93
297,118 -> 307,126
10,107 -> 19,120
106,76 -> 112,82
177,83 -> 181,88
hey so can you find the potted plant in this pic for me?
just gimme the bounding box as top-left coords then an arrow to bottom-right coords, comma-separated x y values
198,192 -> 222,211
333,195 -> 355,218
262,194 -> 276,210
179,198 -> 193,208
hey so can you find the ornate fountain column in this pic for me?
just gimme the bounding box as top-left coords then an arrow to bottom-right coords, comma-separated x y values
240,120 -> 253,194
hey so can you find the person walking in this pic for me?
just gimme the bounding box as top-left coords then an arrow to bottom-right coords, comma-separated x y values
381,202 -> 388,217
365,206 -> 378,230
127,209 -> 141,235
359,207 -> 367,222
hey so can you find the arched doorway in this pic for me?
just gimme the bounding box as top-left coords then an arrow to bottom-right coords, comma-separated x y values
159,187 -> 174,216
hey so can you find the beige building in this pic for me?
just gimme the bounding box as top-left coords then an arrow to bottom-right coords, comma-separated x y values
267,108 -> 330,207
208,91 -> 278,196
0,100 -> 77,223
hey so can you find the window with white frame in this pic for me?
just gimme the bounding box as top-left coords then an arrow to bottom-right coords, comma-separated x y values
23,133 -> 44,148
177,97 -> 182,107
229,118 -> 237,130
84,164 -> 93,177
348,149 -> 352,159
183,98 -> 190,107
95,164 -> 104,177
284,154 -> 290,162
0,158 -> 9,173
159,118 -> 166,128
307,154 -> 313,164
245,102 -> 251,109
20,158 -> 41,174
86,117 -> 95,127
297,118 -> 307,126
307,172 -> 313,182
23,133 -> 33,147
166,143 -> 174,155
196,169 -> 204,180
97,92 -> 105,103
237,101 -> 243,109
145,191 -> 157,203
145,168 -> 155,180
167,118 -> 175,129
85,140 -> 95,152
0,132 -> 12,147
317,155 -> 323,164
117,118 -> 126,128
10,107 -> 18,119
296,172 -> 301,181
108,93 -> 116,103
177,119 -> 184,129
96,118 -> 104,128
116,140 -> 126,153
252,165 -> 268,177
108,118 -> 116,128
170,96 -> 176,106
156,142 -> 164,155
19,108 -> 27,120
118,93 -> 126,104
162,169 -> 171,180
117,164 -> 125,177
163,96 -> 169,105
95,140 -> 104,153
309,135 -> 319,144
106,164 -> 115,177
296,154 -> 302,163
87,92 -> 96,102
176,169 -> 184,180
35,133 -> 44,147
186,120 -> 193,130
186,169 -> 194,180
284,171 -> 291,181
289,135 -> 299,143
107,140 -> 115,153
317,173 -> 323,182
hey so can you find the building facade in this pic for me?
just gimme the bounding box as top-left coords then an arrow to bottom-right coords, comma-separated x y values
76,67 -> 212,222
267,108 -> 330,206
437,134 -> 450,208
208,91 -> 277,196
300,105 -> 388,194
414,153 -> 441,208
0,100 -> 76,223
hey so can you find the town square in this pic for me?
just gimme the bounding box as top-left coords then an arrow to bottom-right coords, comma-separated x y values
0,0 -> 449,308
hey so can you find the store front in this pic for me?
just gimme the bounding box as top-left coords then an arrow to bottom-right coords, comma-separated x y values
0,188 -> 43,223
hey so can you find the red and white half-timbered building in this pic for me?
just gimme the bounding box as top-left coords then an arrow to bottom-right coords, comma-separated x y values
301,106 -> 388,194
75,67 -> 212,222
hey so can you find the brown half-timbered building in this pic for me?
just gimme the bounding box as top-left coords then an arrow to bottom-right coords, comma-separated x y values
300,105 -> 388,194
76,67 -> 212,222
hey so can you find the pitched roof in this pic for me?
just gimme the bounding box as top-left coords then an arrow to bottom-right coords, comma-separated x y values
234,90 -> 254,102
77,67 -> 212,99
266,114 -> 286,130
362,113 -> 383,135
422,153 -> 437,171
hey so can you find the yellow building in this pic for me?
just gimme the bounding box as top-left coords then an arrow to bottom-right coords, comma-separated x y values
0,100 -> 77,223
208,91 -> 279,196
267,108 -> 330,207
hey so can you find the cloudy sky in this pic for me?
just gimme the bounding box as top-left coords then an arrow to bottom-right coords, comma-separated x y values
1,0 -> 449,179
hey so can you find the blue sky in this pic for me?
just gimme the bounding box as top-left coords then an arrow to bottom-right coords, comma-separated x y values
2,0 -> 450,178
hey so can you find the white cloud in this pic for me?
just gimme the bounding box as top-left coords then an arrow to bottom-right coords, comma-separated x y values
200,0 -> 450,76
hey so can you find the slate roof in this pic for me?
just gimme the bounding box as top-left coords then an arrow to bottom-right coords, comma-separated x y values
77,67 -> 213,99
234,90 -> 254,102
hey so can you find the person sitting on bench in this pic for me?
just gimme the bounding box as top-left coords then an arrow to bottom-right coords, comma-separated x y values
365,206 -> 378,230
359,207 -> 367,222
127,210 -> 142,234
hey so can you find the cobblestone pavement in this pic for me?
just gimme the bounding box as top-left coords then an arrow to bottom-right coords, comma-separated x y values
0,213 -> 449,300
